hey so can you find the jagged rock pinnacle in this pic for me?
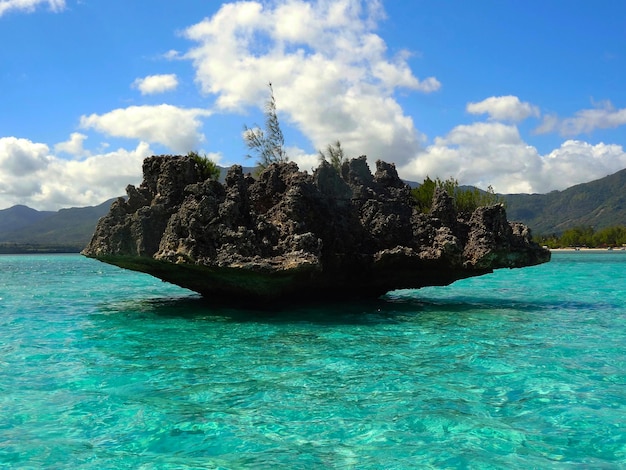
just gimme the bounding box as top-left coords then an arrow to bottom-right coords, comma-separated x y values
82,155 -> 550,304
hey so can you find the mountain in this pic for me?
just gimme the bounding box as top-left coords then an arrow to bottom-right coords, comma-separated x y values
502,168 -> 626,235
0,199 -> 116,253
0,205 -> 55,233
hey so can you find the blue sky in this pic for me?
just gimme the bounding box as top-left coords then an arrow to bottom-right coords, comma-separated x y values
1,0 -> 625,210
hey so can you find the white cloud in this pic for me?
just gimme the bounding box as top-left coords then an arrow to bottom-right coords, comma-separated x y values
467,95 -> 540,122
163,49 -> 182,60
0,136 -> 152,210
132,74 -> 179,95
400,122 -> 543,193
534,100 -> 626,136
0,137 -> 50,176
542,140 -> 626,185
0,0 -> 64,17
182,0 -> 439,166
79,104 -> 211,153
400,122 -> 626,194
54,132 -> 90,157
533,114 -> 559,135
40,142 -> 152,209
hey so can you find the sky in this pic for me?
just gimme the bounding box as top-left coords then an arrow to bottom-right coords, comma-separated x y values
1,0 -> 626,210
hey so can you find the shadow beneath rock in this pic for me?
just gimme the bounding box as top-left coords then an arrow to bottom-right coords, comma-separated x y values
93,283 -> 613,327
99,293 -> 410,325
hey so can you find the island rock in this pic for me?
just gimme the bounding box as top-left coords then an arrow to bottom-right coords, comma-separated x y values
82,155 -> 550,304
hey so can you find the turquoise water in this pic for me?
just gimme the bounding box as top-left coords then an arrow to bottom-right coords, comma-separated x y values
1,253 -> 625,469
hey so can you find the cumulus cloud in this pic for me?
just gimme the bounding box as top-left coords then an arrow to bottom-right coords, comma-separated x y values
400,122 -> 543,193
40,142 -> 152,208
534,100 -> 626,136
0,0 -> 64,17
182,0 -> 440,167
0,136 -> 152,210
0,137 -> 50,176
79,104 -> 211,153
542,140 -> 626,185
400,122 -> 626,194
132,74 -> 179,95
466,96 -> 540,122
54,132 -> 90,157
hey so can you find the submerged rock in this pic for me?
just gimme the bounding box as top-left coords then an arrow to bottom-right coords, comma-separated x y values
82,155 -> 550,304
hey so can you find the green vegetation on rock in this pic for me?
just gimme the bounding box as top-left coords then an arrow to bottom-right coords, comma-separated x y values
187,151 -> 220,180
243,83 -> 289,170
412,176 -> 502,215
318,140 -> 347,172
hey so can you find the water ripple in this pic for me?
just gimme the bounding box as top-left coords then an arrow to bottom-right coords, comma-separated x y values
1,253 -> 625,467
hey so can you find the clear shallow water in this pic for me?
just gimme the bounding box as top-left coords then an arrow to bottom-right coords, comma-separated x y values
1,253 -> 625,469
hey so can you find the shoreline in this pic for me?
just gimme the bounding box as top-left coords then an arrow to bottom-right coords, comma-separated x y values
550,247 -> 626,252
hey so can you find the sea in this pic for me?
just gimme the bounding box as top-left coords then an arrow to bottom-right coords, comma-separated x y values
1,251 -> 625,469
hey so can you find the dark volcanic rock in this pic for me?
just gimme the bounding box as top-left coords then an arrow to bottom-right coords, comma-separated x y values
82,155 -> 550,304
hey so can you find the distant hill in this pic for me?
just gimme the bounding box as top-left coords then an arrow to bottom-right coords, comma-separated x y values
0,199 -> 116,253
0,205 -> 55,233
503,168 -> 626,235
1,166 -> 625,252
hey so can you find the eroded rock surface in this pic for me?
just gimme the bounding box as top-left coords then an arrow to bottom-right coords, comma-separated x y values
82,155 -> 550,303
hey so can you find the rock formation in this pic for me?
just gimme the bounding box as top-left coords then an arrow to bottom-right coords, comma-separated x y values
82,155 -> 550,304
